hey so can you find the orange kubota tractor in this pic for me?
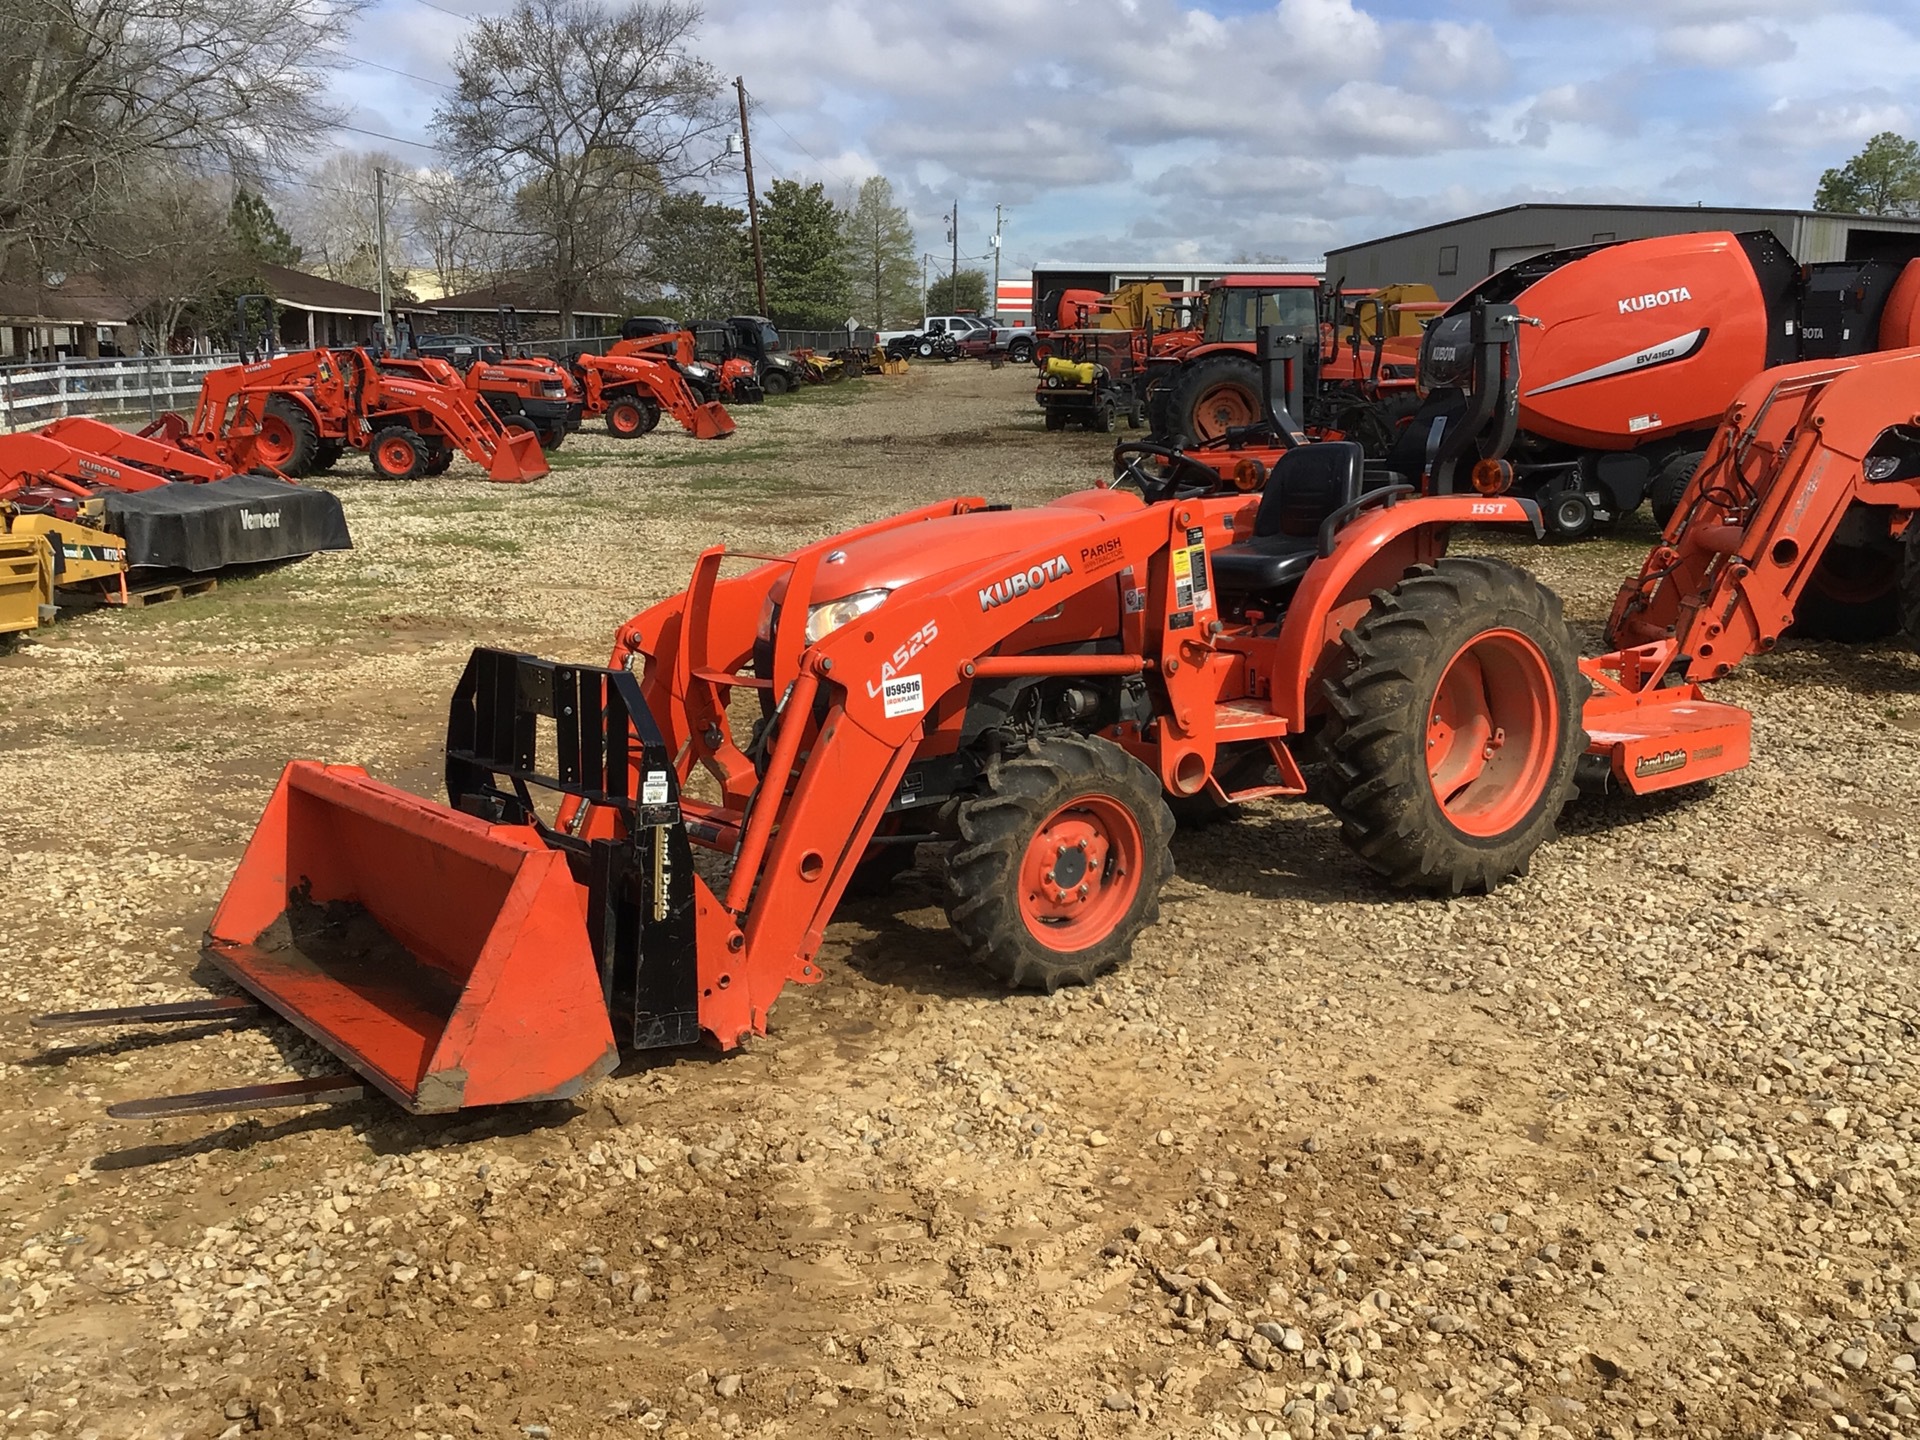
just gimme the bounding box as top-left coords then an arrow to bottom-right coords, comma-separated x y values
43,305 -> 1768,1121
571,340 -> 736,440
168,347 -> 548,483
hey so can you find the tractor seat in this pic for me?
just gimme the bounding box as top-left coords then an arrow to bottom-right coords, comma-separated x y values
1210,442 -> 1364,596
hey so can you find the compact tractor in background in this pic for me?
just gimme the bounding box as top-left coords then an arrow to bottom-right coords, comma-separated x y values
405,329 -> 583,452
1033,284 -> 1199,433
47,303 -> 1794,1123
1414,229 -> 1920,542
160,345 -> 549,482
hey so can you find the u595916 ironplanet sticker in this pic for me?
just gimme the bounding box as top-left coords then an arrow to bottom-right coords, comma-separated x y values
881,673 -> 925,718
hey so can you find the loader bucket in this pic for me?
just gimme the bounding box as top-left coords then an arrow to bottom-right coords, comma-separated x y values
487,426 -> 549,482
205,760 -> 617,1113
684,401 -> 736,440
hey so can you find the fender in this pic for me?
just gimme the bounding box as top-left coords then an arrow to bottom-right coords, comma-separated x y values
1267,493 -> 1543,727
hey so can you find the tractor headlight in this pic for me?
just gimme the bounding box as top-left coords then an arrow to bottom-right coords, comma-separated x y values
805,588 -> 890,643
683,363 -> 714,380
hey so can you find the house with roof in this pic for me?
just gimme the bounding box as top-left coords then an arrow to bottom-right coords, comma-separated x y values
422,279 -> 619,341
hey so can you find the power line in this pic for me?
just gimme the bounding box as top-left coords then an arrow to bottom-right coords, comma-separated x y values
320,49 -> 455,91
333,123 -> 442,153
409,0 -> 473,18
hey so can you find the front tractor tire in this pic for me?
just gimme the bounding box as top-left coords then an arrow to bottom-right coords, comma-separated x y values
1318,557 -> 1583,894
606,397 -> 659,438
369,426 -> 427,481
945,735 -> 1174,991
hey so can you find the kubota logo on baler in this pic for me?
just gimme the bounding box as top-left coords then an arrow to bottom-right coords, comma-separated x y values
980,555 -> 1071,611
1618,287 -> 1692,315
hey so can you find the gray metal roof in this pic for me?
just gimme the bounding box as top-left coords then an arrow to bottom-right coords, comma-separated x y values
1327,202 -> 1920,256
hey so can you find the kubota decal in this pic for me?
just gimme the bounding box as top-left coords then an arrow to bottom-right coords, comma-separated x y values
1524,329 -> 1708,397
1617,286 -> 1692,314
979,555 -> 1071,611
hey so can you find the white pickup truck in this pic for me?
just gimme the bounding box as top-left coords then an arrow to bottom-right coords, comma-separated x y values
876,314 -> 989,358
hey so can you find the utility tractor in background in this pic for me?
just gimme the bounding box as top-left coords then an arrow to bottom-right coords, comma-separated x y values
46,304 -> 1779,1124
571,345 -> 737,441
1414,229 -> 1920,542
164,346 -> 549,482
387,346 -> 581,453
1145,276 -> 1438,457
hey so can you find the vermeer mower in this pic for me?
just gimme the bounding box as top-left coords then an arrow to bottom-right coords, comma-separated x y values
44,307 -> 1757,1120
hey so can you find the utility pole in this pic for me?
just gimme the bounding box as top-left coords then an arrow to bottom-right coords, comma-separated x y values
735,77 -> 769,316
991,203 -> 1003,318
374,167 -> 391,351
921,253 -> 930,304
948,201 -> 959,308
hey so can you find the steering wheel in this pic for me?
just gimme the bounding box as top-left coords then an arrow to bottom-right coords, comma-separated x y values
1110,441 -> 1223,504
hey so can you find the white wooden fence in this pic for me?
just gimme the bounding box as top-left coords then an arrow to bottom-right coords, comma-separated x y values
0,353 -> 240,433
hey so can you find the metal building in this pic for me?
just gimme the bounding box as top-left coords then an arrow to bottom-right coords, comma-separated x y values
1326,204 -> 1920,301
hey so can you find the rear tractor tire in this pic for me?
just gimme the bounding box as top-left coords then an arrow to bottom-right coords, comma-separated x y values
1165,353 -> 1261,447
310,440 -> 344,473
423,444 -> 454,477
369,426 -> 427,481
945,735 -> 1174,991
1318,556 -> 1583,894
255,398 -> 318,477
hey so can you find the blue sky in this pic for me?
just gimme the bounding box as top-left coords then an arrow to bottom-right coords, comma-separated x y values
323,0 -> 1920,274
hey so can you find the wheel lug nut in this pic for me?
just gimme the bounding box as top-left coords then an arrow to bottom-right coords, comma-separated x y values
1077,884 -> 1089,898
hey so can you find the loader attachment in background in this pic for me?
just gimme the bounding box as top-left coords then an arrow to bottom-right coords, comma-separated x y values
683,398 -> 736,440
204,760 -> 618,1112
486,423 -> 550,482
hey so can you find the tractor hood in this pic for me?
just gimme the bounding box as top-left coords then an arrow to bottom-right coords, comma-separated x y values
772,493 -> 1143,613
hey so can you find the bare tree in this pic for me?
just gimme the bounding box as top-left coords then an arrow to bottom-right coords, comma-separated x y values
431,0 -> 726,331
404,168 -> 513,296
0,0 -> 364,276
286,150 -> 406,289
93,164 -> 246,350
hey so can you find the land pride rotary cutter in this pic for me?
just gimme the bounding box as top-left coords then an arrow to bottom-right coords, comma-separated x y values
60,304 -> 1920,1124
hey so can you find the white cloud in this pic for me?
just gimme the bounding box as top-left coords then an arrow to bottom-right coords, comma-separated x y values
316,0 -> 1920,269
1661,20 -> 1796,66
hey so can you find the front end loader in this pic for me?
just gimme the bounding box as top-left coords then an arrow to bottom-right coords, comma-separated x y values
573,350 -> 735,440
45,307 -> 1759,1123
179,348 -> 548,483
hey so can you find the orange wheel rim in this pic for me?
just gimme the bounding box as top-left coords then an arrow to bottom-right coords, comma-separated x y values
1425,629 -> 1557,838
1016,796 -> 1143,951
256,416 -> 293,464
609,402 -> 641,435
378,438 -> 414,471
1193,383 -> 1256,440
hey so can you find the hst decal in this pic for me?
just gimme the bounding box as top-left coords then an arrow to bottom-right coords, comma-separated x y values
1524,329 -> 1708,398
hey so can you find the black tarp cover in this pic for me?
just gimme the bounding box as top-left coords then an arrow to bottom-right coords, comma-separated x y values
103,476 -> 352,573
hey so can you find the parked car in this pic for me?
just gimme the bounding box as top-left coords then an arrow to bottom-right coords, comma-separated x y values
875,314 -> 989,360
985,318 -> 1036,364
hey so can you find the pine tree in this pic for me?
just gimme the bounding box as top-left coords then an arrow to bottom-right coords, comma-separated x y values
760,179 -> 850,329
841,177 -> 917,328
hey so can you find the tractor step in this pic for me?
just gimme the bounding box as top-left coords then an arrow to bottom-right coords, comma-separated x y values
107,1073 -> 367,1120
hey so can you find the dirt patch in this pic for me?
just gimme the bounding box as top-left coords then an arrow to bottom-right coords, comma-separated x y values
2,365 -> 1919,1438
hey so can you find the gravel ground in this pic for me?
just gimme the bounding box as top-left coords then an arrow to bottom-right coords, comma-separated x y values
4,363 -> 1920,1440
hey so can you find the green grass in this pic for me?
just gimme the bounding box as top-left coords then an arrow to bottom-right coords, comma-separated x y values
643,441 -> 785,470
775,378 -> 873,407
440,533 -> 524,555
